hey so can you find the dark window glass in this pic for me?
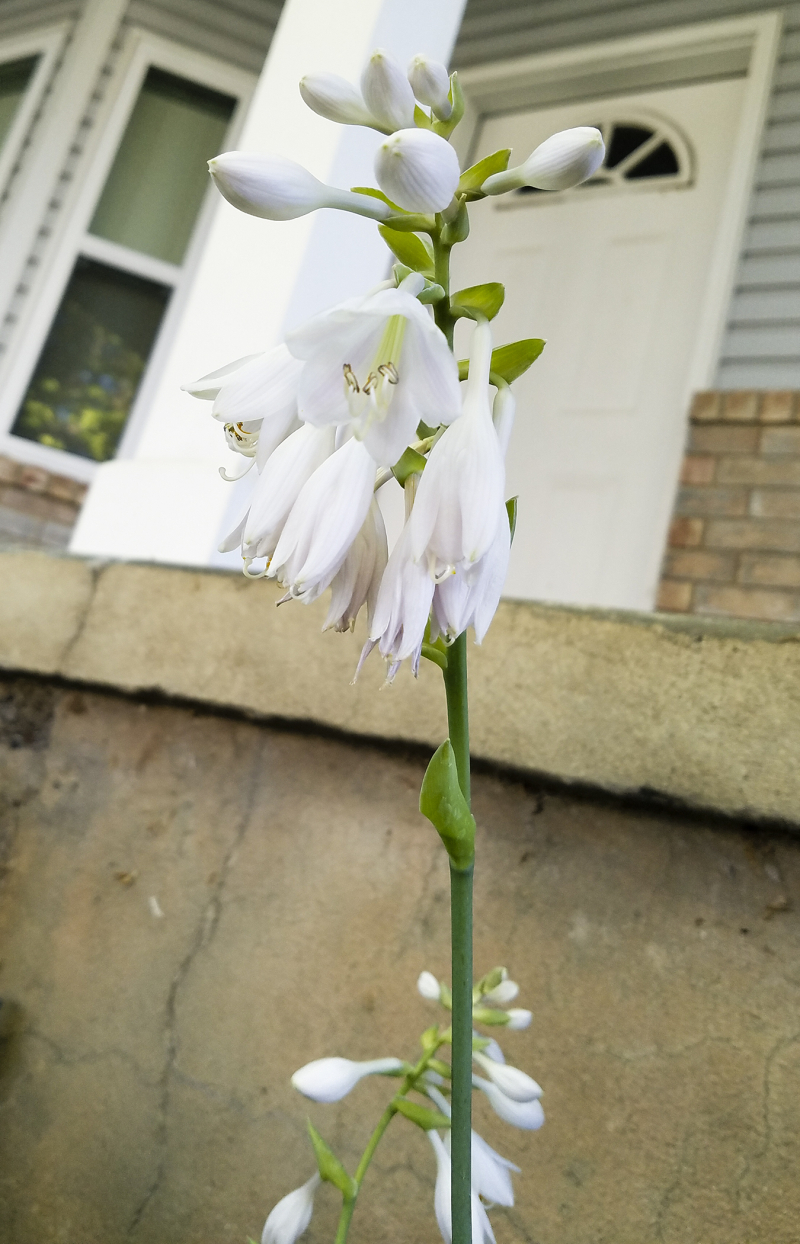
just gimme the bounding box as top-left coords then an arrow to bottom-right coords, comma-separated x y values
605,125 -> 653,169
0,55 -> 38,151
626,141 -> 680,179
11,257 -> 171,462
89,68 -> 236,265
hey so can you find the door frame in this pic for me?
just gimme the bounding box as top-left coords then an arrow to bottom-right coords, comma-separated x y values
454,10 -> 782,396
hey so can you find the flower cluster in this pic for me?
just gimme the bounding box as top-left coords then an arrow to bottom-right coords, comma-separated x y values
260,969 -> 541,1244
188,46 -> 604,683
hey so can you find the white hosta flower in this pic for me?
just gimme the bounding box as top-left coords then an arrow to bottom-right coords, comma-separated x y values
427,1086 -> 520,1208
261,1172 -> 320,1244
482,1037 -> 505,1064
291,1056 -> 403,1103
431,501 -> 510,643
209,152 -> 389,222
481,978 -> 519,1006
235,424 -> 335,566
299,71 -> 378,128
323,498 -> 388,632
492,385 -> 515,458
428,1130 -> 496,1244
268,436 -> 377,603
482,126 -> 605,196
375,128 -> 460,213
506,1009 -> 533,1030
411,319 -> 505,577
363,510 -> 435,681
407,55 -> 452,120
361,48 -> 416,132
473,1074 -> 545,1131
417,970 -> 442,1001
288,274 -> 460,466
472,1051 -> 541,1102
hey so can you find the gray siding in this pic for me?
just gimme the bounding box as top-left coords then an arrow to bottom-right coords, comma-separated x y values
0,1 -> 80,40
454,0 -> 800,391
124,0 -> 281,74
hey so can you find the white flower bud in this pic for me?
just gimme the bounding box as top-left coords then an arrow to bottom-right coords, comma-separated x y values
262,1173 -> 320,1244
506,1008 -> 533,1030
473,1050 -> 541,1101
481,978 -> 519,1006
407,55 -> 452,120
492,385 -> 516,458
375,128 -> 460,212
473,1074 -> 546,1131
209,152 -> 389,222
482,1037 -> 505,1063
291,1055 -> 403,1103
299,71 -> 377,128
417,970 -> 441,1001
482,126 -> 605,195
361,48 -> 416,132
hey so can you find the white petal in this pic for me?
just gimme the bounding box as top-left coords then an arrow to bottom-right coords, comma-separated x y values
262,1173 -> 320,1244
473,1075 -> 546,1130
482,979 -> 519,1006
375,128 -> 460,212
361,48 -> 416,131
370,518 -> 434,663
300,72 -> 377,127
245,424 -> 334,556
506,1009 -> 533,1030
324,498 -> 388,632
291,1056 -> 403,1103
407,55 -> 452,120
212,345 -> 302,425
182,353 -> 263,400
492,385 -> 516,458
473,1051 -> 541,1102
417,970 -> 441,1001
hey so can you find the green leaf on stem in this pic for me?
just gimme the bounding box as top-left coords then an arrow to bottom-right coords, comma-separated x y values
438,981 -> 453,1010
421,641 -> 448,671
394,1098 -> 451,1130
351,185 -> 404,212
392,445 -> 427,486
414,103 -> 433,129
441,200 -> 470,245
379,226 -> 435,276
418,282 -> 446,304
433,72 -> 465,138
428,1057 -> 452,1077
458,148 -> 511,198
505,496 -> 518,543
420,739 -> 476,869
451,282 -> 505,321
421,1024 -> 441,1053
458,339 -> 545,383
307,1121 -> 358,1199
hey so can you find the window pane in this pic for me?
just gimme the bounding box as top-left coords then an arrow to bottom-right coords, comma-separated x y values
89,68 -> 236,265
11,257 -> 171,462
0,56 -> 37,151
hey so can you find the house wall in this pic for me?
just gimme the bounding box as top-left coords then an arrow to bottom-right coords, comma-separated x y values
123,0 -> 280,74
454,0 -> 800,391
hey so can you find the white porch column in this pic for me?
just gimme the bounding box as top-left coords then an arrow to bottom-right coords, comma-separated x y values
71,0 -> 467,565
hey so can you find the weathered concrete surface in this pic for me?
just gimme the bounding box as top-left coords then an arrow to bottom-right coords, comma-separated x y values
1,675 -> 799,1244
2,549 -> 800,822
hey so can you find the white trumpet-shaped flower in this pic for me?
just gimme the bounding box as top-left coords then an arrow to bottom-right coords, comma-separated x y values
361,48 -> 416,132
481,978 -> 519,1006
407,55 -> 452,120
473,1074 -> 545,1131
363,498 -> 435,681
375,128 -> 460,213
323,498 -> 388,632
428,1129 -> 496,1244
481,1037 -> 505,1064
291,1056 -> 403,1103
288,273 -> 460,466
492,385 -> 516,458
506,1009 -> 533,1030
261,1173 -> 320,1244
268,436 -> 378,602
209,151 -> 390,222
431,500 -> 510,643
411,319 -> 505,577
417,970 -> 442,1001
472,1051 -> 541,1102
427,1086 -> 520,1208
482,126 -> 605,196
299,71 -> 378,129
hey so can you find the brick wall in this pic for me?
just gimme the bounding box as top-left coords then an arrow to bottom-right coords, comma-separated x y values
0,456 -> 87,550
658,392 -> 800,621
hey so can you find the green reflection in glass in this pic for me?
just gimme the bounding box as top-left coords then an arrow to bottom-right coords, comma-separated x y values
89,67 -> 236,265
0,56 -> 38,151
12,257 -> 171,462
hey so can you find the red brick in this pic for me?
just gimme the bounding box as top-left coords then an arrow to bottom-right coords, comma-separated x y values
759,391 -> 797,424
721,391 -> 759,422
676,486 -> 748,517
668,517 -> 704,547
680,455 -> 716,485
663,550 -> 736,582
705,519 -> 800,553
689,425 -> 759,455
738,553 -> 800,588
656,580 -> 692,612
689,392 -> 721,423
750,489 -> 800,519
761,427 -> 800,456
694,584 -> 800,622
717,456 -> 800,486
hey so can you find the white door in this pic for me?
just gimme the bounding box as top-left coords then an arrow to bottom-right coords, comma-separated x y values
452,78 -> 747,609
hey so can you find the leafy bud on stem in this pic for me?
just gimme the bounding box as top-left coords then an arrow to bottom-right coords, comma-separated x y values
482,126 -> 604,195
407,55 -> 452,120
375,128 -> 460,212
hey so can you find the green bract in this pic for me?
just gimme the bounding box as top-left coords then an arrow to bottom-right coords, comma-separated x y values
458,337 -> 546,383
394,1098 -> 451,1131
392,445 -> 428,486
506,495 -> 518,543
420,739 -> 476,870
379,225 -> 435,276
458,148 -> 512,199
451,282 -> 505,321
307,1121 -> 358,1199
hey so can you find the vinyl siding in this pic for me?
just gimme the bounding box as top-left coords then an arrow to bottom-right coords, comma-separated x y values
0,1 -> 80,40
454,0 -> 800,390
124,0 -> 281,74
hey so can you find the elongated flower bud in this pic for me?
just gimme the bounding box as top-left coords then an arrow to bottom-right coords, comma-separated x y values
417,970 -> 442,1001
482,978 -> 519,1006
375,128 -> 460,212
506,1008 -> 533,1030
473,1074 -> 545,1130
482,126 -> 604,195
299,72 -> 377,128
473,1050 -> 541,1101
262,1173 -> 320,1244
407,55 -> 452,120
291,1055 -> 403,1102
428,1084 -> 520,1209
361,48 -> 416,132
209,152 -> 389,221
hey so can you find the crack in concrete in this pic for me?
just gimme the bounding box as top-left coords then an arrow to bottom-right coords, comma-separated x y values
735,1029 -> 800,1213
655,1124 -> 693,1243
24,1029 -> 154,1085
126,734 -> 265,1238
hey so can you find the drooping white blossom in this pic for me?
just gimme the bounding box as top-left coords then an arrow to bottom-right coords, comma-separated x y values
481,1037 -> 505,1064
261,1172 -> 320,1244
268,436 -> 378,602
361,48 -> 416,132
427,1086 -> 520,1208
300,71 -> 379,129
492,384 -> 516,457
473,1074 -> 545,1131
209,152 -> 390,221
363,501 -> 435,681
411,319 -> 505,577
482,126 -> 605,196
375,128 -> 460,213
417,970 -> 442,1001
323,498 -> 388,632
472,1051 -> 542,1102
431,501 -> 510,643
407,55 -> 452,120
288,273 -> 460,466
428,1129 -> 496,1244
506,1009 -> 533,1030
291,1056 -> 404,1103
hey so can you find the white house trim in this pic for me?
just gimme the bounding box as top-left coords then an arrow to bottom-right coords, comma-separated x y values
0,23 -> 69,217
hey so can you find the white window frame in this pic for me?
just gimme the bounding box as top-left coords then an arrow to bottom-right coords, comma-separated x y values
0,23 -> 68,210
0,28 -> 255,482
